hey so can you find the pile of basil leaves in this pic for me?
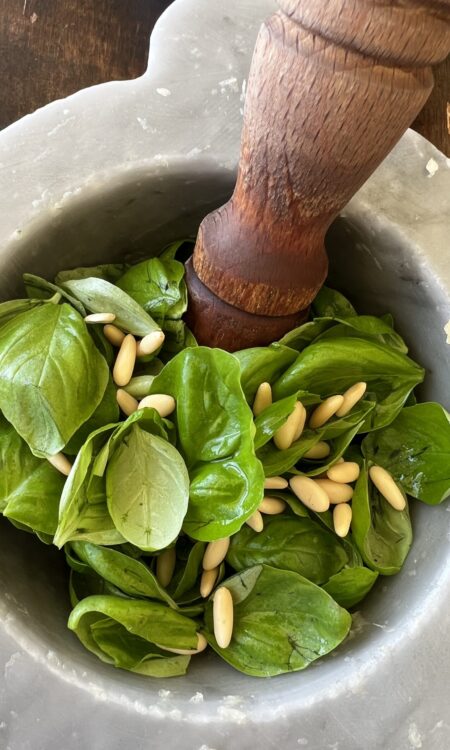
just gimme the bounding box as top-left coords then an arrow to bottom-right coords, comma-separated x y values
0,242 -> 449,679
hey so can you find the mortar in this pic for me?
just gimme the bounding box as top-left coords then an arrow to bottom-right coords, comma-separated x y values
0,1 -> 449,748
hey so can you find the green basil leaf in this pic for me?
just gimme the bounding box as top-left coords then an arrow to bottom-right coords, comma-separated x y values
362,403 -> 450,505
278,319 -> 333,351
64,377 -> 119,455
0,298 -> 49,328
0,303 -> 109,457
171,541 -> 206,601
123,375 -> 156,400
227,516 -> 348,584
158,319 -> 197,362
23,273 -> 87,316
106,424 -> 189,551
62,278 -> 160,337
204,565 -> 351,677
253,391 -> 320,450
312,286 -> 356,318
322,567 -> 379,609
236,343 -> 298,403
0,415 -> 64,535
149,347 -> 264,540
55,264 -> 126,285
116,256 -> 187,320
351,462 -> 412,575
273,338 -> 424,431
314,315 -> 408,353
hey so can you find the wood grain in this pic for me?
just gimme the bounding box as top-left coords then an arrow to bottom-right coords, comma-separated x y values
0,0 -> 173,130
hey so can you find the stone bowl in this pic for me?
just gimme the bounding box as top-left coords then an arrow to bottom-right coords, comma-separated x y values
0,1 -> 449,748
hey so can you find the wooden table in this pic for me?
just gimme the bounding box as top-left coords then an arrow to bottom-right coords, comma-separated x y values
0,0 -> 448,155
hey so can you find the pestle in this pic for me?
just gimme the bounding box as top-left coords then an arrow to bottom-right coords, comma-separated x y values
185,0 -> 450,351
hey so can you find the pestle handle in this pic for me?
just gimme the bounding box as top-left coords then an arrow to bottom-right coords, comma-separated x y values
186,0 -> 450,350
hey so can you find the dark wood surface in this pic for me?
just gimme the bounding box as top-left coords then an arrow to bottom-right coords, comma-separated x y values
0,0 -> 448,157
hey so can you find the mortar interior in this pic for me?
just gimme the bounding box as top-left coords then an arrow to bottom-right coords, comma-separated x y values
0,161 -> 447,714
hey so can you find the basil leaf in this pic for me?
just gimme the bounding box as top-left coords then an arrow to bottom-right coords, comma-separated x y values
106,424 -> 189,551
116,256 -> 187,320
273,338 -> 424,431
70,541 -> 178,607
62,278 -> 160,337
227,516 -> 348,584
171,541 -> 206,601
235,343 -> 298,403
55,264 -> 126,285
278,319 -> 332,351
0,303 -> 109,456
158,319 -> 197,362
351,462 -> 412,575
64,377 -> 119,455
23,273 -> 87,316
0,298 -> 48,328
323,567 -> 379,609
253,391 -> 320,450
362,403 -> 450,505
312,286 -> 356,318
149,347 -> 264,540
0,415 -> 64,535
314,316 -> 408,353
204,565 -> 351,676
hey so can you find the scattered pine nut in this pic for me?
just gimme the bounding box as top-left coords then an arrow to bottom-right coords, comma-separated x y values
369,465 -> 406,511
138,394 -> 176,418
200,567 -> 219,598
327,461 -> 360,484
292,401 -> 307,442
246,510 -> 264,531
116,388 -> 138,416
274,402 -> 304,450
264,476 -> 288,490
314,478 -> 354,504
303,441 -> 331,460
289,476 -> 330,513
103,324 -> 126,346
333,503 -> 352,538
84,312 -> 116,325
156,547 -> 177,588
213,587 -> 234,649
259,497 -> 286,515
113,333 -> 137,387
253,382 -> 272,416
136,330 -> 165,357
47,452 -> 72,476
309,395 -> 345,430
155,633 -> 207,655
203,538 -> 230,571
336,382 -> 367,417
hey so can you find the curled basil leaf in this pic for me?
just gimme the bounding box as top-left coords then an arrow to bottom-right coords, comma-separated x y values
312,286 -> 356,318
323,567 -> 379,609
116,256 -> 187,320
236,343 -> 298,403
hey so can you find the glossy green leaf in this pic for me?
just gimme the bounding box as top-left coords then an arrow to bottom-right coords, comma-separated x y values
23,273 -> 87,316
314,316 -> 407,353
171,541 -> 206,601
253,391 -> 319,450
362,403 -> 450,505
106,425 -> 189,551
204,565 -> 351,676
235,344 -> 298,403
351,462 -> 412,575
116,256 -> 187,320
0,303 -> 109,456
273,337 -> 424,431
312,286 -> 356,318
149,347 -> 264,540
227,516 -> 348,584
323,567 -> 379,609
0,298 -> 48,328
62,277 -> 160,337
278,319 -> 332,352
64,377 -> 119,455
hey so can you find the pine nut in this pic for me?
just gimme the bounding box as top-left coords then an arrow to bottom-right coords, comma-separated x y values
274,402 -> 304,450
309,395 -> 344,430
103,324 -> 126,346
203,538 -> 230,571
327,461 -> 360,484
264,476 -> 288,490
336,382 -> 367,417
314,478 -> 354,504
292,401 -> 307,442
200,567 -> 219,598
213,587 -> 234,648
116,388 -> 138,416
333,503 -> 352,538
84,313 -> 116,325
47,452 -> 72,476
289,476 -> 330,513
369,465 -> 406,511
253,382 -> 272,416
155,633 -> 207,655
138,394 -> 176,418
246,510 -> 264,531
136,330 -> 165,357
113,334 -> 137,387
258,497 -> 286,515
156,547 -> 176,588
303,441 -> 331,460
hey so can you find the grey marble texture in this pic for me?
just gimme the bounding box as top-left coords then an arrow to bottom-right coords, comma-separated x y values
0,1 -> 449,748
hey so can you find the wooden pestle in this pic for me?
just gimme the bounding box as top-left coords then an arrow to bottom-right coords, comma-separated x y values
185,0 -> 450,350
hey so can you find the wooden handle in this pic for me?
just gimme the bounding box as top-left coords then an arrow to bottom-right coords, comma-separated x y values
186,0 -> 450,350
